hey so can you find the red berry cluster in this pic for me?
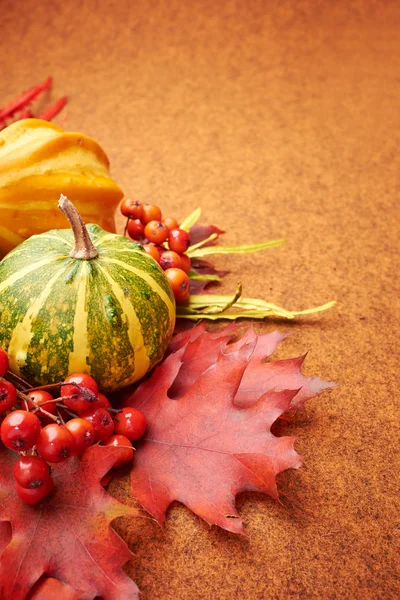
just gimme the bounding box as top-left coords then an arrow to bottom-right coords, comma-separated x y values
0,348 -> 146,505
120,199 -> 191,303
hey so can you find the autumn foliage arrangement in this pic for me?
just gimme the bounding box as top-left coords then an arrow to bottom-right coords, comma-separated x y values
0,323 -> 334,598
120,198 -> 335,319
0,82 -> 335,599
0,352 -> 146,505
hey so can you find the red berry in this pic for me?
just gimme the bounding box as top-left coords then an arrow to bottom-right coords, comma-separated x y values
120,198 -> 144,220
94,393 -> 112,409
168,228 -> 190,253
179,253 -> 191,273
102,434 -> 134,469
159,250 -> 182,271
81,407 -> 114,442
16,476 -> 54,505
162,216 -> 179,231
36,424 -> 75,463
144,220 -> 169,245
13,455 -> 51,489
1,410 -> 41,451
164,268 -> 191,303
0,379 -> 17,413
141,204 -> 162,224
72,391 -> 111,412
142,244 -> 161,263
0,348 -> 9,377
69,391 -> 111,413
127,218 -> 145,241
61,373 -> 99,415
114,407 -> 147,441
65,418 -> 95,455
28,390 -> 57,423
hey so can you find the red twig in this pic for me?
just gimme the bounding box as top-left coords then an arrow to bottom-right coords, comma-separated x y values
0,76 -> 52,123
58,107 -> 69,128
37,96 -> 68,121
18,108 -> 34,119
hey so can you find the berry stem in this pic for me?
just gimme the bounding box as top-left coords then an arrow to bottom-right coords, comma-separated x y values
56,409 -> 66,425
24,382 -> 62,393
56,403 -> 78,419
16,390 -> 59,422
59,382 -> 98,403
123,218 -> 130,237
25,382 -> 97,402
4,371 -> 32,391
58,194 -> 99,260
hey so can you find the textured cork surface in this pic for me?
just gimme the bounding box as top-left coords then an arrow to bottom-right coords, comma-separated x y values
1,1 -> 399,598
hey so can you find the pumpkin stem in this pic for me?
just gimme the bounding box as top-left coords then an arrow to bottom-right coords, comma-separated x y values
58,194 -> 99,260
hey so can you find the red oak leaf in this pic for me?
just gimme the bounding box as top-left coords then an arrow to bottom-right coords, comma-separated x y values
0,445 -> 142,600
168,323 -> 333,408
123,324 -> 332,535
227,326 -> 335,409
29,576 -> 82,599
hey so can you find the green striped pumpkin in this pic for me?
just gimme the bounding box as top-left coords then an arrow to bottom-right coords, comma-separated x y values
0,197 -> 176,392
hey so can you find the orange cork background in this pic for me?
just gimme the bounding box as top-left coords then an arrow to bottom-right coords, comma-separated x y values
1,1 -> 399,598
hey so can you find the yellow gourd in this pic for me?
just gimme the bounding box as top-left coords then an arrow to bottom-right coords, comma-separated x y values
0,119 -> 124,258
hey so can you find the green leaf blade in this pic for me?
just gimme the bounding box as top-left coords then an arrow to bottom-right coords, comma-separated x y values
176,293 -> 335,321
180,207 -> 202,231
187,238 -> 287,258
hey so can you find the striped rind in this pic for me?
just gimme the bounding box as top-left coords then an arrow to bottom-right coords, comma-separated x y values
0,119 -> 124,257
0,226 -> 176,392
